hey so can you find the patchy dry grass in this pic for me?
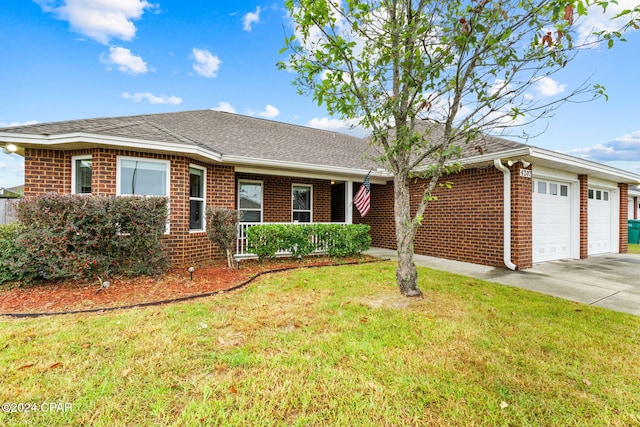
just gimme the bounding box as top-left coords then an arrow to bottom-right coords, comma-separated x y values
1,262 -> 639,426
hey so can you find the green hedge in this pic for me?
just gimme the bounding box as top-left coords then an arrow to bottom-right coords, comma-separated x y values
245,223 -> 371,260
2,193 -> 169,283
0,224 -> 23,284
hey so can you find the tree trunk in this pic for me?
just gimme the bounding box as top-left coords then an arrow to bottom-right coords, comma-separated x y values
394,173 -> 422,297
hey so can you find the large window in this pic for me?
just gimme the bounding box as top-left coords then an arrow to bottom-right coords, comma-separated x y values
292,184 -> 312,223
117,157 -> 169,196
190,166 -> 205,231
72,155 -> 92,194
238,180 -> 262,222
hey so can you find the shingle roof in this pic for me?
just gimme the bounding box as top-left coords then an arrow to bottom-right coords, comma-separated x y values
1,110 -> 384,171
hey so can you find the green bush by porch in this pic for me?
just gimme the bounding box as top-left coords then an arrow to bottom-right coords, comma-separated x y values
245,223 -> 371,260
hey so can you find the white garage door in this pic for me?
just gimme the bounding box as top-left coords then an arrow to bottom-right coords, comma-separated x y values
533,179 -> 572,262
588,188 -> 612,255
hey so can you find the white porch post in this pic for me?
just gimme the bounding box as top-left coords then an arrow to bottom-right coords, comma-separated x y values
345,181 -> 353,224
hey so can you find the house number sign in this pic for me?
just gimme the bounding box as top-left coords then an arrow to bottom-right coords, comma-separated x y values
520,169 -> 532,178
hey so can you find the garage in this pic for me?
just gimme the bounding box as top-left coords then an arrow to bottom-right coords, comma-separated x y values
532,179 -> 572,262
588,188 -> 613,255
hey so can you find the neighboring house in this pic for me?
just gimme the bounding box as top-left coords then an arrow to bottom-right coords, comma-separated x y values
0,186 -> 22,225
629,185 -> 640,220
0,109 -> 638,269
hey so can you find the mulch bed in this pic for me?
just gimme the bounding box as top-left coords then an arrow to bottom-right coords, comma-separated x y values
0,256 -> 375,316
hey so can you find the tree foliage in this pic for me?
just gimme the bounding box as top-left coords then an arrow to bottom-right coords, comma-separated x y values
280,0 -> 640,296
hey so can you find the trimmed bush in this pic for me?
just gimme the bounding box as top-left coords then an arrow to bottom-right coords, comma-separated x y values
206,207 -> 239,268
0,224 -> 23,284
6,193 -> 168,282
245,223 -> 371,260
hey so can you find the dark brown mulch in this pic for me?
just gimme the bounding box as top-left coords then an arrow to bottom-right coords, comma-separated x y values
0,256 -> 374,316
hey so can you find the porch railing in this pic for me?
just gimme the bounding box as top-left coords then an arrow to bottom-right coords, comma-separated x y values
236,222 -> 347,258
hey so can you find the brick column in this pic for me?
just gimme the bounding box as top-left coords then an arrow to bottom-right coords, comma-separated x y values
578,175 -> 588,259
511,163 -> 532,269
619,183 -> 628,253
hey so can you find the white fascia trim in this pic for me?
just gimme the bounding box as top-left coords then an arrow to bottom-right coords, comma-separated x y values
529,147 -> 640,183
225,155 -> 392,184
0,132 -> 223,163
412,147 -> 532,173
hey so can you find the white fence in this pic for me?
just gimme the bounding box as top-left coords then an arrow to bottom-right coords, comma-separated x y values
236,222 -> 347,258
0,199 -> 18,225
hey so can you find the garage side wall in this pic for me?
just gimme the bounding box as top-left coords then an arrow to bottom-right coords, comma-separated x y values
360,166 -> 519,268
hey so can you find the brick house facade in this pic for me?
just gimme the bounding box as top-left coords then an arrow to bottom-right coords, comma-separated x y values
3,110 -> 639,270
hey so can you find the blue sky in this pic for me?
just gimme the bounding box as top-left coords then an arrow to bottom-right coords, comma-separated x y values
1,0 -> 639,188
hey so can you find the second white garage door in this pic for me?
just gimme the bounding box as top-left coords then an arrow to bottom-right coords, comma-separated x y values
532,179 -> 572,262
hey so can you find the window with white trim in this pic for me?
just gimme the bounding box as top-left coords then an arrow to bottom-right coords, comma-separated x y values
189,166 -> 206,231
72,155 -> 92,194
238,180 -> 263,222
117,157 -> 169,197
292,184 -> 312,223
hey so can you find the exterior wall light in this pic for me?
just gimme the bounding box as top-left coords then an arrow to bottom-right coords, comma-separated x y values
2,144 -> 18,154
188,266 -> 195,280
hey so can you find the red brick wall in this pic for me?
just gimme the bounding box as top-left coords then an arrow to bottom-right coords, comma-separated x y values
359,166 -> 523,268
619,183 -> 628,253
578,175 -> 589,259
510,164 -> 533,269
23,147 -> 237,266
235,173 -> 331,223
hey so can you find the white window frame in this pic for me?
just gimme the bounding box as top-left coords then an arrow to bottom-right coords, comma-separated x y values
116,156 -> 171,234
71,155 -> 92,195
189,164 -> 206,233
238,179 -> 263,223
292,184 -> 313,223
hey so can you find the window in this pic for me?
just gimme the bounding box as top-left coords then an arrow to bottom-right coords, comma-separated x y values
117,157 -> 169,196
72,155 -> 92,194
603,191 -> 609,201
560,185 -> 568,197
588,189 -> 594,199
238,180 -> 262,222
596,190 -> 602,200
550,183 -> 558,196
189,166 -> 205,231
537,181 -> 546,194
292,185 -> 312,223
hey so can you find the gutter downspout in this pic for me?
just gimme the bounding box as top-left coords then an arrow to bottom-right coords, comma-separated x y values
494,159 -> 517,271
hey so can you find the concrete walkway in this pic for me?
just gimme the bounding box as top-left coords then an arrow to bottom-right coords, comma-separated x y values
365,247 -> 640,316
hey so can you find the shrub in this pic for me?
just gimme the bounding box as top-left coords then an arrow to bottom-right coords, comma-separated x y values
7,193 -> 168,282
245,223 -> 371,260
0,224 -> 23,284
206,207 -> 239,268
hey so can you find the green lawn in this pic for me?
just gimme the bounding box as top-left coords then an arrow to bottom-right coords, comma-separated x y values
1,262 -> 639,426
629,243 -> 640,254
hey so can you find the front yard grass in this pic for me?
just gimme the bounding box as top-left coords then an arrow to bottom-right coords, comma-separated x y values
1,261 -> 639,426
629,243 -> 640,254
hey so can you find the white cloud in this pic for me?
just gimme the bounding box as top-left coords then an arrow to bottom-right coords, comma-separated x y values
563,131 -> 640,162
0,120 -> 39,127
100,46 -> 149,75
533,77 -> 567,97
243,6 -> 261,32
308,117 -> 360,132
191,48 -> 222,78
578,0 -> 639,44
257,105 -> 279,119
121,92 -> 182,105
35,0 -> 155,44
211,102 -> 236,113
0,153 -> 25,187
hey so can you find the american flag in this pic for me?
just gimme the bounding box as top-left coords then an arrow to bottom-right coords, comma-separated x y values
353,171 -> 371,217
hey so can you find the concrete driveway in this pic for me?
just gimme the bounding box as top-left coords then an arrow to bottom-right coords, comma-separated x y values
365,248 -> 640,316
